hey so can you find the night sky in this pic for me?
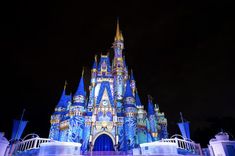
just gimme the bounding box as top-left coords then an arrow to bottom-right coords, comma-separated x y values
1,0 -> 234,147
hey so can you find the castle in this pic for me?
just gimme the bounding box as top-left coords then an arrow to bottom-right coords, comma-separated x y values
49,20 -> 168,152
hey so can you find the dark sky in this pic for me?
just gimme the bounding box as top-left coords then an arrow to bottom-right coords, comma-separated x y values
1,0 -> 234,147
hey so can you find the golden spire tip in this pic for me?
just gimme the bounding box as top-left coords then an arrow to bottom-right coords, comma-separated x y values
64,80 -> 67,90
94,55 -> 97,62
115,18 -> 123,41
82,67 -> 84,77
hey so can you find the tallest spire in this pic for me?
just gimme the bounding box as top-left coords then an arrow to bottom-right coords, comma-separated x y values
114,18 -> 124,41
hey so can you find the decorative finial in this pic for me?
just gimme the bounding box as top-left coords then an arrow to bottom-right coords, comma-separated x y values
94,55 -> 97,62
154,104 -> 159,112
64,80 -> 67,90
115,18 -> 120,40
180,112 -> 184,123
82,67 -> 84,77
148,94 -> 153,101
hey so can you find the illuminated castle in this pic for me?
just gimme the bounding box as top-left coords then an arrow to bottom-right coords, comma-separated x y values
49,20 -> 168,152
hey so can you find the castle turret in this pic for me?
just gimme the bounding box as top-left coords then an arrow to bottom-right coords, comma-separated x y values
59,107 -> 70,141
136,90 -> 143,109
136,90 -> 146,119
147,95 -> 154,116
91,55 -> 97,87
49,81 -> 69,140
123,79 -> 137,150
112,19 -> 126,116
73,70 -> 86,106
66,71 -> 86,143
136,90 -> 148,144
155,103 -> 168,139
87,56 -> 98,115
147,95 -> 158,141
56,81 -> 70,111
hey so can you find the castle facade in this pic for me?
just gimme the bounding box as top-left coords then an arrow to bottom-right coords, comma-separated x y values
49,20 -> 168,152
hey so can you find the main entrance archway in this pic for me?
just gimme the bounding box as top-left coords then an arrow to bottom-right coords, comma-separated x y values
93,134 -> 115,151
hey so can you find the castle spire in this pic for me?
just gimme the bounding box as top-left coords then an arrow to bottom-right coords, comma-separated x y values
135,90 -> 143,108
82,67 -> 84,78
91,56 -> 97,87
56,81 -> 69,109
124,79 -> 134,98
92,55 -> 97,69
74,69 -> 86,97
130,69 -> 135,81
147,95 -> 155,115
64,80 -> 67,90
112,18 -> 124,58
115,18 -> 123,41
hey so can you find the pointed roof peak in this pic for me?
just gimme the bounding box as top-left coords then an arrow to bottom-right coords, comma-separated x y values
82,67 -> 84,78
64,80 -> 67,90
148,94 -> 153,102
148,95 -> 155,115
56,83 -> 69,108
130,69 -> 135,81
135,90 -> 142,107
74,72 -> 86,97
94,55 -> 97,61
114,18 -> 124,41
124,79 -> 134,98
92,55 -> 98,69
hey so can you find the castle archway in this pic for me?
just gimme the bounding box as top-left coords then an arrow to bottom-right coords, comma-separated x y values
92,132 -> 115,151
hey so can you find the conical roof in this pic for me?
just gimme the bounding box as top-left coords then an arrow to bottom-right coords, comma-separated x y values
135,90 -> 142,107
124,79 -> 134,98
74,74 -> 86,97
147,95 -> 155,115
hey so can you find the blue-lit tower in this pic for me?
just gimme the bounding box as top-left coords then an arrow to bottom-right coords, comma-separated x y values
67,71 -> 86,143
123,79 -> 137,150
111,20 -> 127,151
154,103 -> 168,139
49,82 -> 70,141
147,95 -> 158,141
87,55 -> 97,115
112,19 -> 125,112
136,90 -> 148,144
